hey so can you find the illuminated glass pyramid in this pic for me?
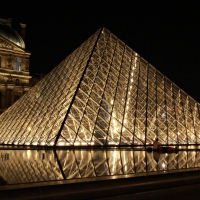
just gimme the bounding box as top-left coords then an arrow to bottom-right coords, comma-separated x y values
0,27 -> 199,147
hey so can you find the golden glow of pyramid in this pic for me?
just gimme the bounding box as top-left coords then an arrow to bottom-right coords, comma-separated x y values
0,28 -> 199,147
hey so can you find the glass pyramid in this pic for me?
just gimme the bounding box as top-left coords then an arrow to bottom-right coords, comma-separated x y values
0,27 -> 199,147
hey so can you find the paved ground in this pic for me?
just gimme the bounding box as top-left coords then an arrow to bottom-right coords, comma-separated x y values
96,184 -> 200,200
1,169 -> 200,200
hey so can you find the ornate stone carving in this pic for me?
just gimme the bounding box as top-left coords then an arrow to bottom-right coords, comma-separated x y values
25,58 -> 29,70
0,75 -> 4,82
7,75 -> 13,84
0,38 -> 13,49
0,37 -> 24,52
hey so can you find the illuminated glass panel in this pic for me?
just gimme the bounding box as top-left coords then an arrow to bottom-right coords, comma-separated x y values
0,28 -> 199,146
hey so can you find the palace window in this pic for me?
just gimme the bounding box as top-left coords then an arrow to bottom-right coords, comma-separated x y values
14,57 -> 21,71
16,79 -> 19,86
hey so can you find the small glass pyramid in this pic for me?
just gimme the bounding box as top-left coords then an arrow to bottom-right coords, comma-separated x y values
0,27 -> 199,146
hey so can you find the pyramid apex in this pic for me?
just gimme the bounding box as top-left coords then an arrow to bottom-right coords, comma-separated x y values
0,27 -> 199,147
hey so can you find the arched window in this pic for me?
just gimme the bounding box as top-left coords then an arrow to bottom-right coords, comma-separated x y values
14,57 -> 21,71
16,79 -> 19,86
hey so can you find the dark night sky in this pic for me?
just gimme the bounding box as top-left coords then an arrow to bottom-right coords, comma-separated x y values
1,0 -> 200,102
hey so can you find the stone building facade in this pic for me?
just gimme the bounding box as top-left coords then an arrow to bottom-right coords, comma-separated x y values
0,18 -> 31,113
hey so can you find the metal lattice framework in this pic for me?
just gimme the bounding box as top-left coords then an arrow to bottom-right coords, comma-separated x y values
0,27 -> 199,146
1,149 -> 200,184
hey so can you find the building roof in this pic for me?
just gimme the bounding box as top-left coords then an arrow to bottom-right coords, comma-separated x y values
0,23 -> 25,49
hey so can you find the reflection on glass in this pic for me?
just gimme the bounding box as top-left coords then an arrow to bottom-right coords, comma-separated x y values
0,150 -> 63,185
1,148 -> 200,187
